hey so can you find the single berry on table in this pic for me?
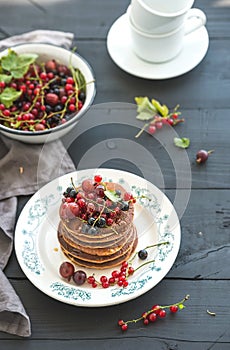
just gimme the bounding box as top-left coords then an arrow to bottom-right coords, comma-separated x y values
196,149 -> 214,164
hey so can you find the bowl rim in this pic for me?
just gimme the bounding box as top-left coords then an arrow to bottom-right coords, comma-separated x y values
0,43 -> 96,137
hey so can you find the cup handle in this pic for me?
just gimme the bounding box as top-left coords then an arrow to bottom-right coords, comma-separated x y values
184,8 -> 207,35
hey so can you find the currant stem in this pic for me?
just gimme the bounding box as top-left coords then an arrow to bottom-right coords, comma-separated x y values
133,259 -> 155,273
129,241 -> 169,263
159,294 -> 190,309
122,294 -> 190,325
135,123 -> 149,138
173,118 -> 184,125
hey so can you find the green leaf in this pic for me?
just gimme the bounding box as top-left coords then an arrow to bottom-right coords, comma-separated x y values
0,87 -> 22,108
11,66 -> 30,79
1,49 -> 38,79
174,137 -> 190,149
135,96 -> 157,121
1,49 -> 18,71
151,98 -> 169,117
16,53 -> 38,67
104,190 -> 120,203
0,74 -> 12,83
74,68 -> 86,93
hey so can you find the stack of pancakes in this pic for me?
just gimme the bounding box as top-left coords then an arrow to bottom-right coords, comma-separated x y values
57,182 -> 138,269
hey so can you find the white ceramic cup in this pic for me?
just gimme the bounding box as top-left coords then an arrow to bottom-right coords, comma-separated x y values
131,0 -> 196,34
127,7 -> 206,63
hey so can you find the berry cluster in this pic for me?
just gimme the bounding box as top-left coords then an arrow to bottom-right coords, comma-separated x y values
118,294 -> 190,331
60,175 -> 136,233
59,260 -> 135,288
59,241 -> 169,288
0,57 -> 86,131
135,113 -> 184,138
87,261 -> 134,288
134,97 -> 184,139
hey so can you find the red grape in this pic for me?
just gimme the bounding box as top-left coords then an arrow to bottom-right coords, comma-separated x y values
59,262 -> 74,280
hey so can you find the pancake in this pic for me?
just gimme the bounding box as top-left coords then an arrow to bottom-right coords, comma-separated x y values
57,177 -> 138,269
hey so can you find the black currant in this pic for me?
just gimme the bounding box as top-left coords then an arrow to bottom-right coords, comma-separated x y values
96,217 -> 106,228
120,201 -> 129,211
88,227 -> 98,235
88,217 -> 96,226
138,249 -> 148,260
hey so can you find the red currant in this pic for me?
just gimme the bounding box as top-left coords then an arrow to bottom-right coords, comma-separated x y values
158,309 -> 166,318
65,83 -> 73,91
122,280 -> 128,287
128,266 -> 134,275
121,261 -> 128,268
151,305 -> 161,314
112,270 -> 119,278
148,125 -> 156,134
68,104 -> 76,112
155,121 -> 163,129
167,118 -> 174,126
78,101 -> 83,110
100,276 -> 108,283
40,72 -> 47,80
118,319 -> 124,326
66,77 -> 74,84
106,218 -> 113,226
102,281 -> 110,288
124,192 -> 133,201
77,198 -> 86,208
87,276 -> 95,284
170,305 -> 179,313
108,277 -> 115,284
148,312 -> 157,322
94,175 -> 102,183
3,109 -> 10,116
121,323 -> 128,331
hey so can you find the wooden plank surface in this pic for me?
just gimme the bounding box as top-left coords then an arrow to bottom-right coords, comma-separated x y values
0,279 -> 229,344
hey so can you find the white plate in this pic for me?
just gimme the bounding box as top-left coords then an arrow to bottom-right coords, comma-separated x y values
15,168 -> 180,307
107,13 -> 209,79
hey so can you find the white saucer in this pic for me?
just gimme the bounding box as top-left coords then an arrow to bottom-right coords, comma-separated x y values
107,13 -> 209,80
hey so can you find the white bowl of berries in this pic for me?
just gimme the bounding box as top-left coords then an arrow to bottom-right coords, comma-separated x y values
0,43 -> 96,143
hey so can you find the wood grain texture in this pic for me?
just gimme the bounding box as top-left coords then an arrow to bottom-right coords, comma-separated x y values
0,279 -> 229,344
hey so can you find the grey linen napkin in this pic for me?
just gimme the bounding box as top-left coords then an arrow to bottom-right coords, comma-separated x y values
0,30 -> 75,337
0,136 -> 76,337
0,29 -> 74,50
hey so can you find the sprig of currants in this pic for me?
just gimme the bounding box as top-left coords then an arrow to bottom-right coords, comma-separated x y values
59,241 -> 169,288
118,294 -> 190,331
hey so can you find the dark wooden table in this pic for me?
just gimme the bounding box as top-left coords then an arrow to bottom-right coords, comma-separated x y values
1,0 -> 230,349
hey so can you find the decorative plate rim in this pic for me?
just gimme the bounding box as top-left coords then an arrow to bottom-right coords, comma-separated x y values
14,168 -> 181,307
